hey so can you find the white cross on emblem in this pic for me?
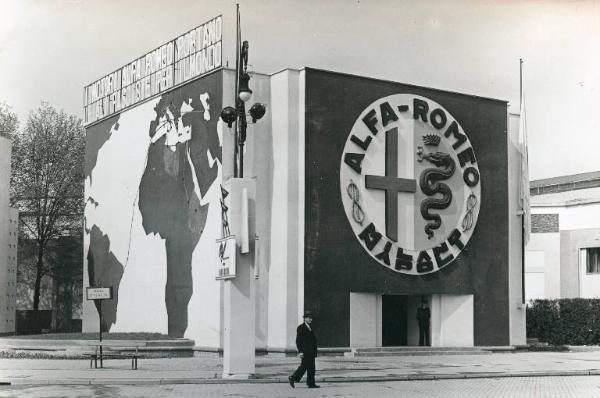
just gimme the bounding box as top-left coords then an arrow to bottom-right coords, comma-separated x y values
364,128 -> 416,243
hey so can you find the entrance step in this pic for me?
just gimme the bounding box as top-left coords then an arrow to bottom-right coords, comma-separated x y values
349,346 -> 496,357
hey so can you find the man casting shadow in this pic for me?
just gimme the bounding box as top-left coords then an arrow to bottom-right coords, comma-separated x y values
289,311 -> 320,388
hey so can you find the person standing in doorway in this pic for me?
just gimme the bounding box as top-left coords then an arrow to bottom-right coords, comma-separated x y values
416,300 -> 431,346
289,311 -> 320,389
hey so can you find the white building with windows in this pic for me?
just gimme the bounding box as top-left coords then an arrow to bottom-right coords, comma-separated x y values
0,135 -> 18,335
525,171 -> 600,300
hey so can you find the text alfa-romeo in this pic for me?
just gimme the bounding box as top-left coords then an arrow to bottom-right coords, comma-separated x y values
340,94 -> 481,275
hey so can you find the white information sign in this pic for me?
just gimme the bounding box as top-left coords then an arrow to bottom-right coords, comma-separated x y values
216,236 -> 236,280
86,287 -> 113,300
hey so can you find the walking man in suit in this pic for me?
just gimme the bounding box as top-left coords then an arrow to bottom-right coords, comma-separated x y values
289,310 -> 320,388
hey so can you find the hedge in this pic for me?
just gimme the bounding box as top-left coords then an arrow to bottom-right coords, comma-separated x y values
527,299 -> 600,345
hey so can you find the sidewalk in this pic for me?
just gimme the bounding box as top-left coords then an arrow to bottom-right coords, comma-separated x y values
2,350 -> 600,385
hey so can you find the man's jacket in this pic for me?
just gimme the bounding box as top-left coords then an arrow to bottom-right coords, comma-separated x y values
296,323 -> 318,357
416,307 -> 431,326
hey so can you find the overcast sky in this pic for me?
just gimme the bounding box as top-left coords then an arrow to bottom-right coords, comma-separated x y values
1,0 -> 599,180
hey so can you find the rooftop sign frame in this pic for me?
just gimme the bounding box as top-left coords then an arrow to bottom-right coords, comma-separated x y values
83,15 -> 223,126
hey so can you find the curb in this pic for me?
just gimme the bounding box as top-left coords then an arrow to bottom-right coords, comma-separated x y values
3,370 -> 600,386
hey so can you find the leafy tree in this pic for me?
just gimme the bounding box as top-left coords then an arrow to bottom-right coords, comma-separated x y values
47,236 -> 84,330
10,102 -> 85,313
0,102 -> 19,138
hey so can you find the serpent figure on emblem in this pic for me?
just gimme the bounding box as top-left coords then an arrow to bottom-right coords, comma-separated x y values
418,151 -> 456,239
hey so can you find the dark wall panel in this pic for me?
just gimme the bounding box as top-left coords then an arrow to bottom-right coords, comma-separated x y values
303,69 -> 509,347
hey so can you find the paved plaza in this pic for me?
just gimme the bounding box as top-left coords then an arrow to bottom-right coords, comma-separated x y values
2,350 -> 600,386
3,348 -> 600,396
3,376 -> 600,397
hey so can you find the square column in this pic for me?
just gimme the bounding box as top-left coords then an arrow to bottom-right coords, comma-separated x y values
349,292 -> 382,347
430,294 -> 474,347
222,178 -> 256,378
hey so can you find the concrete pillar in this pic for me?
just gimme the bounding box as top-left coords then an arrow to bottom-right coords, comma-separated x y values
431,294 -> 474,347
349,292 -> 382,347
222,178 -> 256,378
266,69 -> 304,352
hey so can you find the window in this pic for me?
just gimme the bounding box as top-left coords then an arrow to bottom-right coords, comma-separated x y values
586,248 -> 600,274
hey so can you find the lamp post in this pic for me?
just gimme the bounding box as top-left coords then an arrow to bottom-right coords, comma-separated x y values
219,5 -> 266,379
220,34 -> 266,178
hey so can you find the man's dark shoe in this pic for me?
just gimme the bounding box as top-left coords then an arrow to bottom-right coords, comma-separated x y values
308,385 -> 320,388
288,376 -> 295,388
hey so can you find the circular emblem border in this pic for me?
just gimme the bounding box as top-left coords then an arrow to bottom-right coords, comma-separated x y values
339,94 -> 481,275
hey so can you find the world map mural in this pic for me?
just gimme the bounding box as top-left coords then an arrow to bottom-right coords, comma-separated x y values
84,74 -> 223,338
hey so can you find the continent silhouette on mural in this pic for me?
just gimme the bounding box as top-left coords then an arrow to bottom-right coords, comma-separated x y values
87,224 -> 124,330
138,88 -> 221,337
85,114 -> 128,332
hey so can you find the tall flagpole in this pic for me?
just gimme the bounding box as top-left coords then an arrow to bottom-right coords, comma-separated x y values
520,58 -> 523,105
520,58 -> 525,304
233,4 -> 240,177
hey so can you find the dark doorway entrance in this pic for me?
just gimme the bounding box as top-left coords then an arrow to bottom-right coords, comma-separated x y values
382,295 -> 407,346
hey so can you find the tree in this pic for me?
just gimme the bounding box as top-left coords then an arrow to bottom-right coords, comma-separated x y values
0,102 -> 19,138
10,102 -> 85,314
47,236 -> 84,330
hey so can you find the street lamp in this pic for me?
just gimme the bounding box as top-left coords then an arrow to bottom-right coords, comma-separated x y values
220,39 -> 266,178
219,8 -> 266,379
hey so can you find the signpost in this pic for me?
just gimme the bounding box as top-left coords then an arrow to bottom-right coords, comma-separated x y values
85,287 -> 113,368
86,287 -> 112,300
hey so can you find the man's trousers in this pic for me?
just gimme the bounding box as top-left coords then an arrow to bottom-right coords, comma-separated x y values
291,354 -> 316,386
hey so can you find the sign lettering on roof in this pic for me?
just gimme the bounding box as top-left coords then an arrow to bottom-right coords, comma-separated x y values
83,15 -> 222,126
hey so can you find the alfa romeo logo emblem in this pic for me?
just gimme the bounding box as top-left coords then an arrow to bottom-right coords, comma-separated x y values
340,94 -> 481,275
